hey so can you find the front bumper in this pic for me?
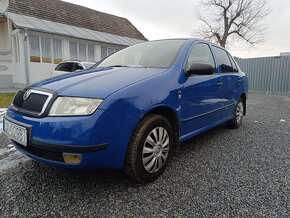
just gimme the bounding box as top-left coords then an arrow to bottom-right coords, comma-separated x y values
5,108 -> 136,169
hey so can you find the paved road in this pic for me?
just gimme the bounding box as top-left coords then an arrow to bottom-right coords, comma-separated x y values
0,93 -> 290,217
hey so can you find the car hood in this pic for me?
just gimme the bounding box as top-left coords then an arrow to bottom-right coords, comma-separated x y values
32,67 -> 167,99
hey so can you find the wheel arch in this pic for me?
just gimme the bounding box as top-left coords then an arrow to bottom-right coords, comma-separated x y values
240,93 -> 247,115
143,106 -> 180,150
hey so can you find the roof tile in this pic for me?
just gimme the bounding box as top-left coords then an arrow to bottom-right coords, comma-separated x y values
8,0 -> 147,41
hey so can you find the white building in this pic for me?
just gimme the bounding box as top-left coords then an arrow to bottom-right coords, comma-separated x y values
0,0 -> 146,89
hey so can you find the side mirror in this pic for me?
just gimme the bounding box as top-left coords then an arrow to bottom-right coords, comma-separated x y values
185,63 -> 214,76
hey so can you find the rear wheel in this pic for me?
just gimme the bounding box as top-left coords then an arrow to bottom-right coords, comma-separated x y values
124,114 -> 173,183
228,98 -> 244,129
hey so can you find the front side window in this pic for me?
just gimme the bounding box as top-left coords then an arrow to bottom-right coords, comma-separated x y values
29,35 -> 41,62
98,40 -> 186,68
186,43 -> 215,71
213,46 -> 234,73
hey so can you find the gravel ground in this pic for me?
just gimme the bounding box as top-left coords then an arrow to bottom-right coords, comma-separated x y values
0,93 -> 289,217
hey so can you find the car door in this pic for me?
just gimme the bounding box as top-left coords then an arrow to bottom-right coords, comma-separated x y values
181,43 -> 224,136
212,46 -> 241,118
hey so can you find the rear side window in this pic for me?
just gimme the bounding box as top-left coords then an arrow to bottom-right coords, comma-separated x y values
55,62 -> 83,72
55,63 -> 75,72
75,63 -> 84,71
186,43 -> 215,70
213,46 -> 234,73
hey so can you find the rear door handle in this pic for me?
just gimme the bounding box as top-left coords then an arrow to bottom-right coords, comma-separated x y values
217,81 -> 223,87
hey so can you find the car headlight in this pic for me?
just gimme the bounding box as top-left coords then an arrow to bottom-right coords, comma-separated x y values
49,97 -> 103,116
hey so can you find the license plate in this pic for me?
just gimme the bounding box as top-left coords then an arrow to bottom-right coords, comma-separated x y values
3,118 -> 28,146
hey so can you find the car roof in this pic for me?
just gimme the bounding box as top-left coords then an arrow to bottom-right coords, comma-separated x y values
59,61 -> 95,64
144,38 -> 226,51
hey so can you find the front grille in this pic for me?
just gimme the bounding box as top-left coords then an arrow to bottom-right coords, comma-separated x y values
12,89 -> 53,116
13,141 -> 64,163
13,90 -> 25,108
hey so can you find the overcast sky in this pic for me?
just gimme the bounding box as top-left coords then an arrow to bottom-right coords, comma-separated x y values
64,0 -> 290,58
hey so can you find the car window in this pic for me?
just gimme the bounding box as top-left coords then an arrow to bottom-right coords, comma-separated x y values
228,54 -> 239,72
83,63 -> 95,69
186,43 -> 215,71
74,63 -> 84,71
213,46 -> 234,73
55,62 -> 75,72
97,40 -> 186,69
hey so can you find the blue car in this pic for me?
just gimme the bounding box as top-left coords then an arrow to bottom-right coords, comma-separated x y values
4,39 -> 248,183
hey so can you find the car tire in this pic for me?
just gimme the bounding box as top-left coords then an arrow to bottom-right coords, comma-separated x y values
124,114 -> 174,183
227,98 -> 245,129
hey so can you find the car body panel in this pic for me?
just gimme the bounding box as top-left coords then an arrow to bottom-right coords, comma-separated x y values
6,108 -> 137,169
33,67 -> 167,99
5,38 -> 249,169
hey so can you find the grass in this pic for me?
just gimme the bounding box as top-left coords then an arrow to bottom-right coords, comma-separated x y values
0,93 -> 16,108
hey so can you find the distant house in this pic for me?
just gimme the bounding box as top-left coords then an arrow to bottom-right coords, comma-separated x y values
0,0 -> 147,88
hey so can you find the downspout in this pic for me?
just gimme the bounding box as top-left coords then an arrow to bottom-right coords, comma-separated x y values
23,28 -> 30,85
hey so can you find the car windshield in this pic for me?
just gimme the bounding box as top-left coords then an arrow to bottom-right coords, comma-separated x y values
55,62 -> 75,72
96,40 -> 186,69
83,63 -> 95,69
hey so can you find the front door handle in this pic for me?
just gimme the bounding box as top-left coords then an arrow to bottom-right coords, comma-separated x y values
217,81 -> 223,87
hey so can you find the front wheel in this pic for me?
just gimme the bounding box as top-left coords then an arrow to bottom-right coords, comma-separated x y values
124,114 -> 174,183
227,98 -> 245,129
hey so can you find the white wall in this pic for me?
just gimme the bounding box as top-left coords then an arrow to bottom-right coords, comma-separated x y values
12,30 -> 28,87
0,20 -> 13,88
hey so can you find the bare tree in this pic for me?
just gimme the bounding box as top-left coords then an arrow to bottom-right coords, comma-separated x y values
196,0 -> 271,48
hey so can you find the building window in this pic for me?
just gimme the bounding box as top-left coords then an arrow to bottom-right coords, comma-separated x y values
101,46 -> 121,59
79,43 -> 87,61
13,36 -> 20,62
30,35 -> 62,64
69,41 -> 78,60
101,46 -> 108,59
108,48 -> 115,56
41,37 -> 52,63
29,35 -> 41,62
88,45 -> 95,62
70,42 -> 96,62
53,39 -> 62,64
